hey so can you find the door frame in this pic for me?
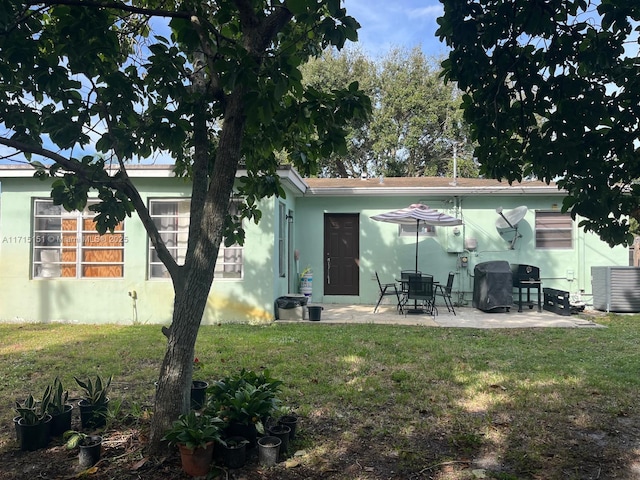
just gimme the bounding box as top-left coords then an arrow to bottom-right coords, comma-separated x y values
323,213 -> 360,296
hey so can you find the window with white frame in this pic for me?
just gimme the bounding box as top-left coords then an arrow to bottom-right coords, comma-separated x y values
535,211 -> 573,249
399,222 -> 436,237
32,199 -> 125,278
148,198 -> 243,279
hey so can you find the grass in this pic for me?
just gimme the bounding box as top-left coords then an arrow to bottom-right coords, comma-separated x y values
2,314 -> 640,479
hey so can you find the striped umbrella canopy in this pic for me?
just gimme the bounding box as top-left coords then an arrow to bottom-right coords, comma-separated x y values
371,204 -> 463,272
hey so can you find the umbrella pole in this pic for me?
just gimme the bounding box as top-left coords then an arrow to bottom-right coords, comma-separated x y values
412,220 -> 419,312
415,219 -> 419,273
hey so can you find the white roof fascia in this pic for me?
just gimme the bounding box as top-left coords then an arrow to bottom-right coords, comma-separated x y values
236,167 -> 307,197
303,186 -> 564,197
0,165 -> 308,195
0,165 -> 39,177
0,164 -> 177,178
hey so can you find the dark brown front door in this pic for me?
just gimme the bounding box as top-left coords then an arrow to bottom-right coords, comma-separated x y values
324,213 -> 359,295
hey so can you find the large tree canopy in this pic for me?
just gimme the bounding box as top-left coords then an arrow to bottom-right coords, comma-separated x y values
301,46 -> 477,178
300,47 -> 378,177
373,47 -> 473,178
437,0 -> 640,246
0,0 -> 370,452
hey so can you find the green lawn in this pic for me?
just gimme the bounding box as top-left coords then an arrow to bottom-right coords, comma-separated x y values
2,315 -> 640,479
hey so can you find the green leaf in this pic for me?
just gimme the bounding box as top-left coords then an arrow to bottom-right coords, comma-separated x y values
285,0 -> 309,15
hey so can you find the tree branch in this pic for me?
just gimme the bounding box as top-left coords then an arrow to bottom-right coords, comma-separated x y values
25,0 -> 192,19
0,136 -> 180,276
111,164 -> 182,279
189,15 -> 224,100
234,0 -> 293,55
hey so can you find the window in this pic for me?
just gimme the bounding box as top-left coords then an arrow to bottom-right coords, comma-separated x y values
399,223 -> 436,237
148,198 -> 243,279
32,199 -> 125,278
535,211 -> 573,249
278,203 -> 286,277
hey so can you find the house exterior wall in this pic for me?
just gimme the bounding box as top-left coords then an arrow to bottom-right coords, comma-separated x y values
295,191 -> 628,307
0,175 -> 286,324
273,196 -> 299,299
0,169 -> 629,323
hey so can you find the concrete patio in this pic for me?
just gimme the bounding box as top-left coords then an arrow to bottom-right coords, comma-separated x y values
277,302 -> 606,328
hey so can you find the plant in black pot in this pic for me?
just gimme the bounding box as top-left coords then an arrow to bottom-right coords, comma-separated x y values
64,430 -> 103,468
15,386 -> 52,451
219,435 -> 249,469
205,369 -> 282,448
75,374 -> 112,429
47,377 -> 73,437
163,410 -> 225,477
191,357 -> 208,410
272,404 -> 299,440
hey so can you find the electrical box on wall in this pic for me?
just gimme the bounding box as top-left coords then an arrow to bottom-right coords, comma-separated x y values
458,254 -> 469,268
446,226 -> 464,253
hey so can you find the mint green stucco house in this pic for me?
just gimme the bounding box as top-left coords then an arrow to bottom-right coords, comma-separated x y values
0,165 -> 629,324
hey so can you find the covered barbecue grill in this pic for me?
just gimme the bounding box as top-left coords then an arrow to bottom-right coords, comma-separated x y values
511,264 -> 542,312
472,261 -> 513,312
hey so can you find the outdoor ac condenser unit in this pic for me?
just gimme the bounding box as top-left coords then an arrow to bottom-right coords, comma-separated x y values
591,266 -> 640,313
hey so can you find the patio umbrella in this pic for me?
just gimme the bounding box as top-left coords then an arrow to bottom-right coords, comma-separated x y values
370,204 -> 463,272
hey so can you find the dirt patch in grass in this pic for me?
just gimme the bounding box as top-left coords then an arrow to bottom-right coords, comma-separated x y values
1,410 -> 639,480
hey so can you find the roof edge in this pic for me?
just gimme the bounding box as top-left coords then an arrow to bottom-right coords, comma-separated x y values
304,185 -> 564,196
0,164 -> 308,194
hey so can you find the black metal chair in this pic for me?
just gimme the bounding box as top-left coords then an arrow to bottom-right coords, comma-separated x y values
405,274 -> 437,315
435,272 -> 456,315
399,269 -> 421,299
400,269 -> 422,284
374,272 -> 402,313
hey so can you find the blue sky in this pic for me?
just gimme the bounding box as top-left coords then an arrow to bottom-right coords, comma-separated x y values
0,2 -> 449,167
344,0 -> 449,58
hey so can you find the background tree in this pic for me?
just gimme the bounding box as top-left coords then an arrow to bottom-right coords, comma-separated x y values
372,47 -> 474,178
0,0 -> 369,452
301,46 -> 477,178
300,47 -> 377,177
437,0 -> 640,246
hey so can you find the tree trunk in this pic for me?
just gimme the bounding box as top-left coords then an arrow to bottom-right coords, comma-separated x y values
148,89 -> 246,454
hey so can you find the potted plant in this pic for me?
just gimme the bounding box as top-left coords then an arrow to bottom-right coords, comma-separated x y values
205,369 -> 282,448
218,435 -> 248,468
299,266 -> 312,296
191,357 -> 208,410
163,410 -> 224,477
47,377 -> 73,436
64,430 -> 103,468
15,386 -> 52,451
75,374 -> 112,429
257,435 -> 282,467
277,410 -> 299,440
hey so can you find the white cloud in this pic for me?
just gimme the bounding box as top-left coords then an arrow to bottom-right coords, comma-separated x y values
344,0 -> 449,58
409,5 -> 444,19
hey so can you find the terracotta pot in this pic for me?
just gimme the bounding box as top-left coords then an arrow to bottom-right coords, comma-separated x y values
178,442 -> 214,477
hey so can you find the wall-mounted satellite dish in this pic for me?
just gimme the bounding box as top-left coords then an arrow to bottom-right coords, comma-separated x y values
495,206 -> 528,249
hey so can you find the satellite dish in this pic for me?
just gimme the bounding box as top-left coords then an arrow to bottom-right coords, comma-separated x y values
496,206 -> 528,230
495,206 -> 528,249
